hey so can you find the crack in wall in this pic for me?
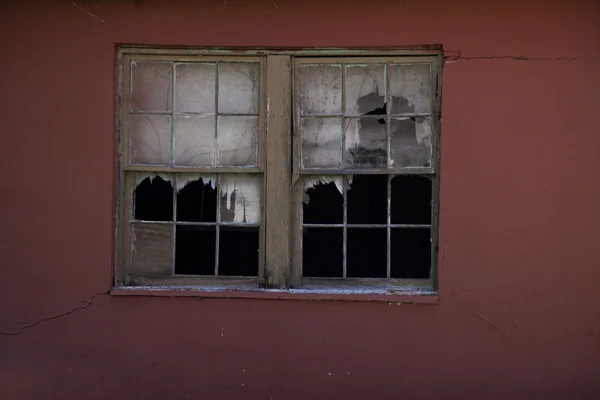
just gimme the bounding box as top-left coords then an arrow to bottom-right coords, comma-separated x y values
446,54 -> 600,63
0,291 -> 109,336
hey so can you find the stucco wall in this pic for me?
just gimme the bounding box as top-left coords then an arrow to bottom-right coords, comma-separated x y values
1,0 -> 599,398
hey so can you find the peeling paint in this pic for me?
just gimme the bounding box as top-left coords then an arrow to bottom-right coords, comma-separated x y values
303,176 -> 353,204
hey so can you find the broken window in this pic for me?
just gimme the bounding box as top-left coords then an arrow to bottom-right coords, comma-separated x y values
117,49 -> 441,293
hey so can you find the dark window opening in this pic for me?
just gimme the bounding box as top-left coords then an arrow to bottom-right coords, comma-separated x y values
347,228 -> 387,278
391,228 -> 431,279
302,228 -> 343,277
391,175 -> 432,225
218,227 -> 259,276
176,178 -> 217,222
175,225 -> 216,275
134,176 -> 173,221
347,174 -> 387,224
303,182 -> 343,224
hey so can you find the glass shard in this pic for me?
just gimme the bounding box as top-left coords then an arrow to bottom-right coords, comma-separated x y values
391,175 -> 432,225
175,225 -> 216,275
176,176 -> 217,222
131,223 -> 173,277
219,175 -> 261,224
347,228 -> 387,278
301,118 -> 342,168
344,118 -> 387,168
390,117 -> 432,167
345,64 -> 386,116
390,228 -> 431,279
174,63 -> 216,114
129,114 -> 171,165
131,61 -> 172,113
303,180 -> 343,224
173,116 -> 215,166
302,227 -> 343,277
389,63 -> 431,114
219,227 -> 259,276
217,116 -> 258,166
134,176 -> 173,221
300,65 -> 342,115
218,63 -> 260,115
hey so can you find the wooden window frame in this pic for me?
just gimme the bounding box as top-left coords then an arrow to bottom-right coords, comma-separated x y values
114,46 -> 443,296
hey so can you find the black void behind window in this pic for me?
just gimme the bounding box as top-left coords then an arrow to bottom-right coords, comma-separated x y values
297,58 -> 436,281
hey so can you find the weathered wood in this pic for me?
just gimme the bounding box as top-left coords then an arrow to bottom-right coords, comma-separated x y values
130,223 -> 174,277
262,55 -> 292,289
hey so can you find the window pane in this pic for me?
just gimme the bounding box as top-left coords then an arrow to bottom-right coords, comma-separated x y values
131,61 -> 172,113
175,225 -> 216,275
344,117 -> 387,168
345,64 -> 386,116
389,63 -> 430,114
129,114 -> 171,165
302,228 -> 343,277
390,228 -> 431,279
347,228 -> 387,278
217,116 -> 258,166
299,65 -> 342,115
219,175 -> 261,224
176,175 -> 217,223
218,63 -> 260,114
303,178 -> 343,224
134,175 -> 173,221
390,117 -> 432,168
173,116 -> 215,166
174,63 -> 216,114
131,223 -> 173,277
301,118 -> 342,168
347,175 -> 387,224
219,227 -> 259,276
390,175 -> 432,225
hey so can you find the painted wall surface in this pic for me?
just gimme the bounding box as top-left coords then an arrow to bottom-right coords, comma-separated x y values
1,0 -> 599,398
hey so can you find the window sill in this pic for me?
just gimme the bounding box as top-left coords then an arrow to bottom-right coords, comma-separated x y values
111,279 -> 438,304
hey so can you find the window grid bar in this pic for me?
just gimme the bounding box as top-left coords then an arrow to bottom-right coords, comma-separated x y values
387,175 -> 392,278
341,63 -> 347,168
299,113 -> 431,118
171,64 -> 177,276
301,223 -> 431,228
131,111 -> 260,117
214,62 -> 219,168
215,174 -> 221,276
342,176 -> 347,278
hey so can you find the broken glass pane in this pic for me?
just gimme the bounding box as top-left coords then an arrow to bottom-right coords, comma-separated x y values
345,64 -> 386,116
131,61 -> 172,113
134,175 -> 173,221
302,227 -> 343,277
175,225 -> 216,275
347,228 -> 387,278
131,223 -> 173,277
389,63 -> 431,114
300,65 -> 342,115
391,175 -> 432,225
219,227 -> 259,276
303,178 -> 343,224
174,63 -> 216,114
344,118 -> 387,168
129,114 -> 171,165
301,118 -> 342,168
219,175 -> 261,224
217,116 -> 258,166
173,116 -> 215,166
391,228 -> 431,278
390,117 -> 432,168
347,175 -> 387,224
176,175 -> 217,222
218,63 -> 260,114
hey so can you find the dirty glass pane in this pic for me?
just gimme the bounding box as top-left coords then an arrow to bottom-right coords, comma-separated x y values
344,118 -> 387,168
219,175 -> 261,224
131,61 -> 172,113
390,117 -> 432,168
300,65 -> 342,115
345,64 -> 386,116
173,116 -> 215,166
217,116 -> 258,166
218,63 -> 260,114
301,118 -> 342,168
131,223 -> 173,277
129,114 -> 171,165
389,63 -> 430,114
174,63 -> 216,114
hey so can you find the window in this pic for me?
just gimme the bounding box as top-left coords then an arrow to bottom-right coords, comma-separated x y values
116,48 -> 442,294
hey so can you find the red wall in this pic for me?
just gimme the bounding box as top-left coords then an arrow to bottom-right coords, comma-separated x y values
1,0 -> 599,398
